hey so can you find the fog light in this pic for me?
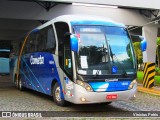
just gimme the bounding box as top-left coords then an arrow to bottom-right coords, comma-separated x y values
80,97 -> 86,102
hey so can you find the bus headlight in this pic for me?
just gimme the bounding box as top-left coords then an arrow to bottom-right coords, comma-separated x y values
77,80 -> 93,92
128,79 -> 137,90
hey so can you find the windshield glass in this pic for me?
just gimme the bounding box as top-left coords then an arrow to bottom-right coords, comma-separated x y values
73,25 -> 136,75
105,27 -> 136,74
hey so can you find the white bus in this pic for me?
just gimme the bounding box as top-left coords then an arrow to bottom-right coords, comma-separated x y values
14,15 -> 137,106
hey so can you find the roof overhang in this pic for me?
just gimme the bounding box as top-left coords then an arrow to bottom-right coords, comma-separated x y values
40,0 -> 160,10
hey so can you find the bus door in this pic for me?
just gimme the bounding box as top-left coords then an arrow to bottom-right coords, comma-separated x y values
54,22 -> 74,99
63,39 -> 74,98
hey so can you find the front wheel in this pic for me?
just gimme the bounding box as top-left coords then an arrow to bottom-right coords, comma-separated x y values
52,82 -> 68,106
100,102 -> 112,105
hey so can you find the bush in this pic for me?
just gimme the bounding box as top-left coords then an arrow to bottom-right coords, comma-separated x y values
155,67 -> 160,75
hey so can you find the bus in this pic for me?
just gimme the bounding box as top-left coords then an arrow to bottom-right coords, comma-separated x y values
14,15 -> 137,106
0,49 -> 10,74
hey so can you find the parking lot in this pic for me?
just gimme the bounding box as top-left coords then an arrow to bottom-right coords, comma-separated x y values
1,75 -> 160,118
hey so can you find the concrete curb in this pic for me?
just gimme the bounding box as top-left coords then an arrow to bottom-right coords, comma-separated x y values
138,86 -> 160,96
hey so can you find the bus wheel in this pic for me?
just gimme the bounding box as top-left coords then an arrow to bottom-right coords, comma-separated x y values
18,77 -> 24,91
100,102 -> 112,105
53,82 -> 68,106
106,102 -> 112,105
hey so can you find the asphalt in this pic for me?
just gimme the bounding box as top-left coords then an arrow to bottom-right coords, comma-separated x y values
138,84 -> 160,96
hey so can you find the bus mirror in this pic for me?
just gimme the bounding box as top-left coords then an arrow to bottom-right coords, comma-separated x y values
140,37 -> 147,52
70,34 -> 78,52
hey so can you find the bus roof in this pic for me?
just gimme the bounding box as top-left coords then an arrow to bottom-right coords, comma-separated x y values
54,15 -> 125,27
34,15 -> 125,32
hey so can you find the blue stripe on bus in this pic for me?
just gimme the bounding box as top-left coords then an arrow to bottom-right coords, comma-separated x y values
89,81 -> 131,92
20,53 -> 65,99
21,57 -> 46,94
20,70 -> 38,91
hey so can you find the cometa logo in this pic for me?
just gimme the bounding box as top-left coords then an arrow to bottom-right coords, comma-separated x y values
30,55 -> 44,65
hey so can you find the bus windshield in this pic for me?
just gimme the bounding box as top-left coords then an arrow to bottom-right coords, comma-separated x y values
73,25 -> 136,75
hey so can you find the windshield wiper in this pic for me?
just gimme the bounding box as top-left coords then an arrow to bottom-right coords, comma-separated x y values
109,46 -> 128,77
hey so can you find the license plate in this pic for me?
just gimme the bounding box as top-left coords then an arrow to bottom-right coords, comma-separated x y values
106,94 -> 117,99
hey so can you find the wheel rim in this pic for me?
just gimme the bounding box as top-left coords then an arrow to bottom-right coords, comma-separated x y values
55,86 -> 61,102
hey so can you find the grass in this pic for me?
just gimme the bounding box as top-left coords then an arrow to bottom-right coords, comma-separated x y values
137,71 -> 160,85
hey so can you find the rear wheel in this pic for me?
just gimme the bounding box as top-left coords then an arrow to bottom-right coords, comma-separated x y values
52,82 -> 68,106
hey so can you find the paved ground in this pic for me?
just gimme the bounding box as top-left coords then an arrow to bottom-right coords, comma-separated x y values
1,75 -> 160,118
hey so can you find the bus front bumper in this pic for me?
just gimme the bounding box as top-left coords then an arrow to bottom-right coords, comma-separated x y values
69,83 -> 137,104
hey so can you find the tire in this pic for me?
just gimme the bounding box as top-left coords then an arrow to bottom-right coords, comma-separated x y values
100,102 -> 112,105
52,82 -> 68,106
18,76 -> 24,91
106,102 -> 112,105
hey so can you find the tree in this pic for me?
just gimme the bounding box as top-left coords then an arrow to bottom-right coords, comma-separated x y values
157,37 -> 160,45
133,42 -> 143,65
157,37 -> 160,67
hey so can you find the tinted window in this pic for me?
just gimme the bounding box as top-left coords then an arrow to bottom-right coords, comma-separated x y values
23,25 -> 56,54
46,28 -> 56,50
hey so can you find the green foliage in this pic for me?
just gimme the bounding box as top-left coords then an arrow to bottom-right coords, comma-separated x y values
155,67 -> 160,75
157,37 -> 160,45
137,71 -> 160,86
133,42 -> 143,64
157,45 -> 160,67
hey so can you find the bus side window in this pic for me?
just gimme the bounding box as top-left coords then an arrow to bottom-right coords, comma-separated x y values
37,29 -> 46,52
36,33 -> 41,52
29,33 -> 36,53
46,26 -> 56,53
24,35 -> 31,54
41,34 -> 46,51
36,25 -> 56,53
